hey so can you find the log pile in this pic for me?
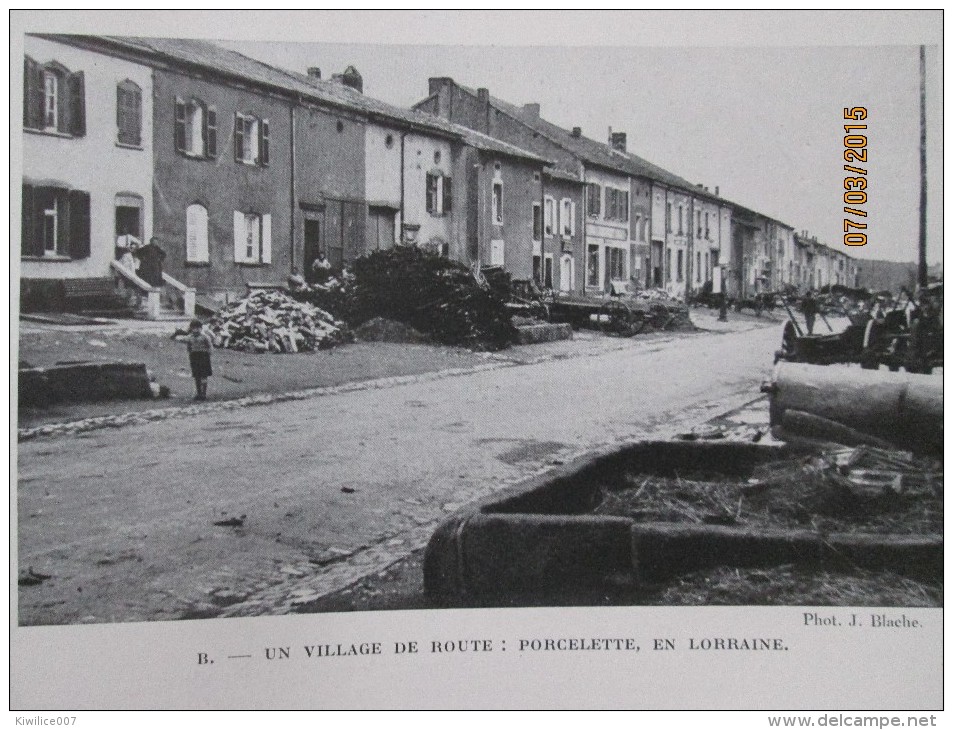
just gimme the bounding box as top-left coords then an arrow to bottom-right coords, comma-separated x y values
208,291 -> 350,353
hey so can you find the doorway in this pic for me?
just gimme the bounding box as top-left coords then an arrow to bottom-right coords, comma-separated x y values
303,214 -> 322,283
559,254 -> 573,292
368,206 -> 397,252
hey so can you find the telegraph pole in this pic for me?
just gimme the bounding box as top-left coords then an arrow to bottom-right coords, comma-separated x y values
918,45 -> 928,288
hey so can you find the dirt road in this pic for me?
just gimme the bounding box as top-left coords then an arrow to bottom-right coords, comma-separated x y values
17,322 -> 782,625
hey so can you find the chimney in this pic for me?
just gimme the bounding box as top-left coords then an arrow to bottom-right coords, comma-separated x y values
610,131 -> 627,153
571,126 -> 582,138
522,103 -> 540,119
332,65 -> 363,93
477,87 -> 490,104
307,67 -> 321,79
428,76 -> 453,96
715,186 -> 720,196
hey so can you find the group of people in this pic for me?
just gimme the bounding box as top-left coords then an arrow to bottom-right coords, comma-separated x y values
116,235 -> 166,287
287,252 -> 333,293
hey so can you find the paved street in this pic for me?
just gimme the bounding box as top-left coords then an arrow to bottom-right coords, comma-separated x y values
17,321 -> 782,625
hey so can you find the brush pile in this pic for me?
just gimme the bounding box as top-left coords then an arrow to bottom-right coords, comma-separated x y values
346,247 -> 516,350
207,291 -> 350,353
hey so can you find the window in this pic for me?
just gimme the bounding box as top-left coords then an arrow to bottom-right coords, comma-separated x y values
666,202 -> 672,233
543,254 -> 553,289
116,80 -> 142,146
234,113 -> 269,166
544,197 -> 555,236
634,214 -> 641,242
587,244 -> 600,287
666,248 -> 672,282
696,211 -> 702,237
533,203 -> 542,241
604,188 -> 628,221
678,205 -> 684,235
426,173 -> 451,215
704,212 -> 710,240
492,182 -> 503,224
560,198 -> 574,237
606,247 -> 626,281
186,203 -> 209,263
175,97 -> 217,158
696,251 -> 702,282
233,211 -> 271,264
21,184 -> 90,259
23,57 -> 85,136
677,249 -> 684,281
586,183 -> 601,217
640,218 -> 648,242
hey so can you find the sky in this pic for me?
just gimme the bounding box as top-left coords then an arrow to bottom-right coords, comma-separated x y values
220,37 -> 941,265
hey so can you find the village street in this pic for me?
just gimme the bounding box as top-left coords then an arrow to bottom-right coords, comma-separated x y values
18,320 -> 781,625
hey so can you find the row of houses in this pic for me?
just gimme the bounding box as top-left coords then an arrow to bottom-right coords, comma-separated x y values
19,34 -> 859,317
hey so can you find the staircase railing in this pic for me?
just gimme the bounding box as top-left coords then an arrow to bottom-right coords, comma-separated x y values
161,271 -> 196,318
110,260 -> 161,319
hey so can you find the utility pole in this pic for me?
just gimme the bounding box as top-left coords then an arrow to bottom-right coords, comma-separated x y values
918,45 -> 928,288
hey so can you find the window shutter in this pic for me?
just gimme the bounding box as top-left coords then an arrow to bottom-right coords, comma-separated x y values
234,113 -> 244,161
570,201 -> 576,236
261,214 -> 272,264
205,106 -> 217,158
186,206 -> 197,262
68,71 -> 85,137
21,184 -> 40,256
132,86 -> 142,146
233,211 -> 246,262
68,189 -> 91,259
442,176 -> 451,212
260,119 -> 269,166
425,173 -> 435,213
24,56 -> 43,129
174,98 -> 186,152
116,86 -> 126,142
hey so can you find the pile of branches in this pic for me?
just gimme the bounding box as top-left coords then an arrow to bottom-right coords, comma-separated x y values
346,247 -> 516,350
208,291 -> 350,353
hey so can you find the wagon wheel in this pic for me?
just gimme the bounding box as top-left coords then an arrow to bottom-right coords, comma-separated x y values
599,300 -> 635,337
648,303 -> 673,330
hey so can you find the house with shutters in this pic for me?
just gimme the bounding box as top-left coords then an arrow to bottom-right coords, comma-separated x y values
20,34 -> 154,310
415,79 -> 734,299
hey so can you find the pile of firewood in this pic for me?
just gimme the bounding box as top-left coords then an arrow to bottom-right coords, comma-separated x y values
208,291 -> 350,353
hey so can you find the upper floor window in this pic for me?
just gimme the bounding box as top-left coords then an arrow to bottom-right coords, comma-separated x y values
560,198 -> 575,237
666,202 -> 672,233
544,197 -> 555,236
704,212 -> 710,240
678,205 -> 684,235
586,183 -> 601,217
696,210 -> 702,237
175,97 -> 217,159
605,188 -> 629,222
533,202 -> 542,241
492,181 -> 503,224
23,56 -> 85,136
426,173 -> 451,215
117,80 -> 142,147
234,113 -> 269,166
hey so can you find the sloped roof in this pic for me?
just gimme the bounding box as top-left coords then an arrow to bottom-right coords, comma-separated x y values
43,35 -> 549,164
434,81 -> 720,198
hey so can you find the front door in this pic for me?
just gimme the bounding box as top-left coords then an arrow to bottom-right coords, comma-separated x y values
303,215 -> 322,283
559,254 -> 573,292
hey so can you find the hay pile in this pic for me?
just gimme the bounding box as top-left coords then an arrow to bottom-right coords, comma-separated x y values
594,447 -> 942,535
208,291 -> 350,353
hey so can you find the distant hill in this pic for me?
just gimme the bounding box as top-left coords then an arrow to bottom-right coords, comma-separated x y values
856,259 -> 920,293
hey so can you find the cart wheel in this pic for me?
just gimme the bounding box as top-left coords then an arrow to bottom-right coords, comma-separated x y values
628,310 -> 647,336
599,300 -> 634,337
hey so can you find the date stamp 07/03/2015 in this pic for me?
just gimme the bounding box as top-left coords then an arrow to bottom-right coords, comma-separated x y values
843,106 -> 869,247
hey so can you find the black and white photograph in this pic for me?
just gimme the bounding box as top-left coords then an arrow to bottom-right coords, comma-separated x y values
10,9 -> 943,712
